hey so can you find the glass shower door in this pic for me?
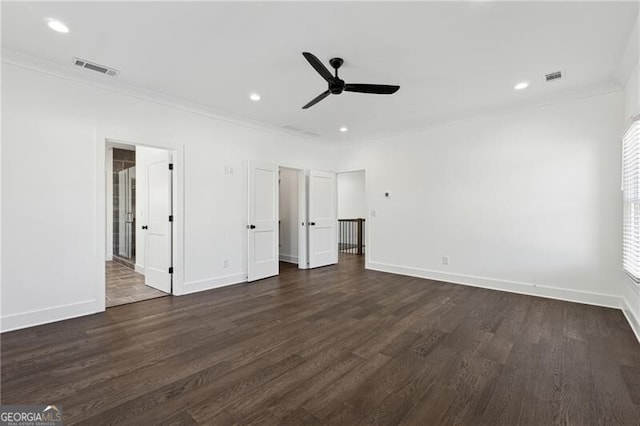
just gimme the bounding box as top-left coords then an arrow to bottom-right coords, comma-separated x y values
115,166 -> 136,262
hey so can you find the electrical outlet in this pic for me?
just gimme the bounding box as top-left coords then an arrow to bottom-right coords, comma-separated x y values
371,209 -> 377,217
223,259 -> 229,268
224,166 -> 234,175
442,256 -> 449,265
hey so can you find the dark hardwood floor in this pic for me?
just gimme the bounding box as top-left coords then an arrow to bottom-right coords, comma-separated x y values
2,256 -> 640,425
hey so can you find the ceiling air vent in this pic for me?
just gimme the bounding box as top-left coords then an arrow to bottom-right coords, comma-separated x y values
545,71 -> 563,82
73,57 -> 119,76
282,125 -> 303,133
282,125 -> 321,138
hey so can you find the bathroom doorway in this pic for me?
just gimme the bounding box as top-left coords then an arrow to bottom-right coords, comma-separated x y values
105,141 -> 171,307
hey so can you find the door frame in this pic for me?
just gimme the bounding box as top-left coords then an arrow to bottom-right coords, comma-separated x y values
278,165 -> 308,270
335,168 -> 369,269
95,130 -> 185,312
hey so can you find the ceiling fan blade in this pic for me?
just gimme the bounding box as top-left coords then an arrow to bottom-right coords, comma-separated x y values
302,90 -> 331,109
302,52 -> 334,83
344,84 -> 400,95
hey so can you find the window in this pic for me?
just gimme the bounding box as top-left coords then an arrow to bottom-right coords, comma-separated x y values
623,120 -> 640,282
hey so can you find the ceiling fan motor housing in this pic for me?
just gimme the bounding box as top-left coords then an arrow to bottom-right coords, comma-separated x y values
330,79 -> 345,94
301,52 -> 399,109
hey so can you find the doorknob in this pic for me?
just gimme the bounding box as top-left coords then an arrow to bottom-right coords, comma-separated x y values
142,225 -> 148,230
309,222 -> 316,226
247,224 -> 256,229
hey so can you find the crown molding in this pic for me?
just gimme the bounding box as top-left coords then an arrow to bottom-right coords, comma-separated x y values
1,48 -> 332,147
615,9 -> 639,88
340,82 -> 622,146
1,47 -> 627,147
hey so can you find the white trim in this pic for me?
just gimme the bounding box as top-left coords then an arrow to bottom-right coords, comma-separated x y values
106,147 -> 114,259
624,273 -> 640,297
135,263 -> 145,275
622,276 -> 640,344
622,300 -> 640,345
1,300 -> 99,333
369,262 -> 640,344
614,10 -> 639,88
2,50 -> 325,146
105,254 -> 113,261
95,131 -> 185,312
2,50 -> 622,147
298,169 -> 308,270
368,261 -> 622,309
181,273 -> 247,295
341,87 -> 622,146
279,254 -> 299,264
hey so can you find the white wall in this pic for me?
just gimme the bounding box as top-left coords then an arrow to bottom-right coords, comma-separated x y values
624,61 -> 639,121
336,91 -> 626,307
278,168 -> 299,264
337,171 -> 366,219
1,62 -> 333,331
135,145 -> 169,274
2,53 -> 637,337
622,8 -> 639,124
621,10 -> 640,341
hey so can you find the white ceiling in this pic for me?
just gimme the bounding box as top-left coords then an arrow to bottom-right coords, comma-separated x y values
2,1 -> 638,142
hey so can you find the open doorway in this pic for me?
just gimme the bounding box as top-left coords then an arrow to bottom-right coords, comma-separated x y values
278,167 -> 305,269
248,163 -> 339,281
105,141 -> 173,307
337,170 -> 366,265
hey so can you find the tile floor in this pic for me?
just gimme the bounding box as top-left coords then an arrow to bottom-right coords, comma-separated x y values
106,261 -> 168,307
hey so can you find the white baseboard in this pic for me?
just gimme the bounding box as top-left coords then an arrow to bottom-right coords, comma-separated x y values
279,254 -> 299,264
622,300 -> 640,344
105,254 -> 113,261
179,273 -> 247,295
1,299 -> 99,333
621,280 -> 640,343
135,263 -> 145,275
367,261 -> 622,309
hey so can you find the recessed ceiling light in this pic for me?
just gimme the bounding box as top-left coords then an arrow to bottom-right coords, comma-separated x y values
47,19 -> 69,34
339,127 -> 348,133
514,81 -> 529,90
249,93 -> 261,101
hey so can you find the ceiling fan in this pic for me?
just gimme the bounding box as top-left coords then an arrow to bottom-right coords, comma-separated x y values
301,52 -> 400,109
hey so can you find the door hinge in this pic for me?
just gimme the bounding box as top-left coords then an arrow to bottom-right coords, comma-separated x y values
169,267 -> 174,274
168,163 -> 174,170
169,215 -> 173,222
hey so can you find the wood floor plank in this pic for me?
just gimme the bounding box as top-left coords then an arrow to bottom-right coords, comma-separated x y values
2,256 -> 639,425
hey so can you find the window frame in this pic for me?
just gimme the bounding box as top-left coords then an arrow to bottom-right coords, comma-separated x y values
622,119 -> 640,284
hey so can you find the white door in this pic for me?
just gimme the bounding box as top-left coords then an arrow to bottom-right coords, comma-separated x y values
144,151 -> 172,293
248,161 -> 279,281
308,170 -> 338,268
298,170 -> 308,269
